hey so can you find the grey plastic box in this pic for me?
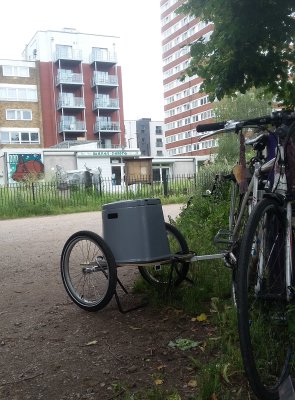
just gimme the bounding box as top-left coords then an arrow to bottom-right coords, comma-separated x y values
102,198 -> 171,264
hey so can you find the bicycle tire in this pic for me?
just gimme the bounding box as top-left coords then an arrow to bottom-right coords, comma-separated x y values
61,230 -> 117,311
237,198 -> 294,399
138,223 -> 190,287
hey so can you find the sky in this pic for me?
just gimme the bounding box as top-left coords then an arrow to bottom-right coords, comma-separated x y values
0,0 -> 164,121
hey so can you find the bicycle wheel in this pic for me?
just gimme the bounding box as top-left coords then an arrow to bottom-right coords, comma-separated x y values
138,223 -> 190,287
237,198 -> 295,400
61,230 -> 117,311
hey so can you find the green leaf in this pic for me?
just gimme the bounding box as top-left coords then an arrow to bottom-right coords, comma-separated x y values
168,338 -> 201,351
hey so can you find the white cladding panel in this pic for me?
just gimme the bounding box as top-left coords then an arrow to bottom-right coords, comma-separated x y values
77,157 -> 111,178
23,30 -> 120,63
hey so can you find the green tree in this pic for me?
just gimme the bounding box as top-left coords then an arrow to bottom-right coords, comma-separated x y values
214,89 -> 273,122
213,89 -> 271,163
177,0 -> 295,107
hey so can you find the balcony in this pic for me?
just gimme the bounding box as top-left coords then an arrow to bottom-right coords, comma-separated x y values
92,98 -> 119,111
58,120 -> 87,133
91,73 -> 118,88
54,49 -> 83,63
94,122 -> 120,133
90,50 -> 117,65
57,97 -> 85,110
56,71 -> 83,86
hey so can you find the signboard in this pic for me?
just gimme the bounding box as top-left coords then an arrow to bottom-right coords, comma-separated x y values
125,158 -> 152,185
77,150 -> 141,157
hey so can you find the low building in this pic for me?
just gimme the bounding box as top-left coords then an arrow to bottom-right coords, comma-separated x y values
0,142 -> 209,185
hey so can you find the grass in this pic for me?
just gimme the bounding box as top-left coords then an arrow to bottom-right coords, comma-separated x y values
131,181 -> 256,399
111,382 -> 182,399
0,175 -> 195,220
0,190 -> 188,220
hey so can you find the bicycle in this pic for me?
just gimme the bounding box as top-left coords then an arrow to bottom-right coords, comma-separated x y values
235,113 -> 295,400
195,116 -> 277,304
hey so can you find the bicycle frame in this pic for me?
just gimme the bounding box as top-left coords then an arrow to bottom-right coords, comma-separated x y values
191,137 -> 275,264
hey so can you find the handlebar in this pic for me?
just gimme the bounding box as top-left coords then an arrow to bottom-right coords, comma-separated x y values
196,110 -> 295,134
196,121 -> 226,132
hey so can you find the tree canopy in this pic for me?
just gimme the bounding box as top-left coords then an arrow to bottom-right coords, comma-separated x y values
177,0 -> 295,107
213,90 -> 272,163
214,89 -> 273,121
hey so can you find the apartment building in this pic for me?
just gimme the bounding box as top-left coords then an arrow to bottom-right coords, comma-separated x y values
22,28 -> 124,149
160,0 -> 217,158
125,118 -> 167,157
0,59 -> 43,148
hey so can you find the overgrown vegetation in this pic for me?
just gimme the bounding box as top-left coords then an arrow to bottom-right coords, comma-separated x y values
131,165 -> 254,399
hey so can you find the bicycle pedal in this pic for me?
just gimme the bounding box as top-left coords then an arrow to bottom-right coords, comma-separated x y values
223,252 -> 237,268
214,229 -> 233,245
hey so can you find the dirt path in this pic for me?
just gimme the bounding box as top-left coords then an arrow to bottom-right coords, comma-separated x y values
0,204 -> 209,400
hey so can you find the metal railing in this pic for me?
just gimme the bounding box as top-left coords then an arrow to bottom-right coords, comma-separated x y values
0,175 -> 202,210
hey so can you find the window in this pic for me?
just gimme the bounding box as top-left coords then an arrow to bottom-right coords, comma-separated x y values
153,169 -> 161,181
30,132 -> 39,142
0,132 -> 9,143
11,132 -> 20,143
200,95 -> 210,106
21,132 -> 30,142
0,130 -> 40,144
6,109 -> 32,120
0,85 -> 37,102
155,126 -> 162,134
156,151 -> 163,156
2,65 -> 30,77
111,166 -> 121,185
156,138 -> 163,147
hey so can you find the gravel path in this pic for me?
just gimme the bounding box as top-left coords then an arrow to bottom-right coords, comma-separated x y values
0,204 -> 209,400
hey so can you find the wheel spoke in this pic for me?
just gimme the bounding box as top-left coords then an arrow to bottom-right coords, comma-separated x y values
61,231 -> 117,311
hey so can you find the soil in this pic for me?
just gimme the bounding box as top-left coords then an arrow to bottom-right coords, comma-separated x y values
0,204 -> 213,400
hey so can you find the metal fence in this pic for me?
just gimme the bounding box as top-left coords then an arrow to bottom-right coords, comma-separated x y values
0,174 -> 210,210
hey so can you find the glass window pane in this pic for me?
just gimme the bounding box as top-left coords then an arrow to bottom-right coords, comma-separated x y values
2,66 -> 13,76
11,132 -> 20,142
21,132 -> 30,142
0,132 -> 10,143
19,67 -> 29,77
6,110 -> 15,120
30,132 -> 39,142
7,88 -> 17,100
23,110 -> 32,120
27,89 -> 37,101
18,89 -> 27,100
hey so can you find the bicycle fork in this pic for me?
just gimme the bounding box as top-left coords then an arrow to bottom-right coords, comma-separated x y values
286,202 -> 293,302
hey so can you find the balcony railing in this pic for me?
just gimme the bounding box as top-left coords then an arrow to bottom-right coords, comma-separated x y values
94,122 -> 120,133
91,74 -> 118,87
54,49 -> 83,62
58,121 -> 86,133
92,98 -> 119,111
57,97 -> 85,109
90,51 -> 117,64
56,72 -> 83,85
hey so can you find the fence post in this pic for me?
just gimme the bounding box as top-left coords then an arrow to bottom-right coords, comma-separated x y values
163,175 -> 168,197
31,182 -> 36,205
194,172 -> 197,190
